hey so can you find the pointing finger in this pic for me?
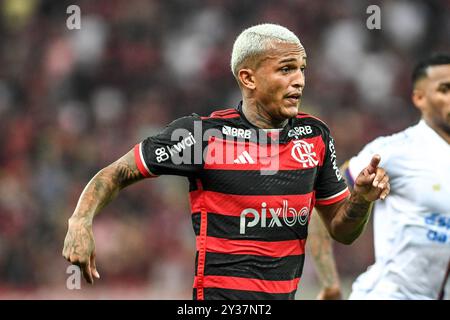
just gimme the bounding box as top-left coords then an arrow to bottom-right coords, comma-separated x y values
367,154 -> 381,174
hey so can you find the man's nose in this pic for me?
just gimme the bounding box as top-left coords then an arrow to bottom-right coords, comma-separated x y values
292,70 -> 305,89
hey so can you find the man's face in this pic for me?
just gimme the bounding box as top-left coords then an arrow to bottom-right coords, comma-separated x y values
413,64 -> 450,136
249,42 -> 307,121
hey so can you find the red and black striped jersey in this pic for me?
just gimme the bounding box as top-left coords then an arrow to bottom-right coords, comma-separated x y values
134,103 -> 349,300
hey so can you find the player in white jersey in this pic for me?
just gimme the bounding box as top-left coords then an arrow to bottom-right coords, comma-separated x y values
309,53 -> 450,300
347,119 -> 450,299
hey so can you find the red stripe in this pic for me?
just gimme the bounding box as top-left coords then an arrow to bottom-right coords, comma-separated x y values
194,179 -> 207,300
296,113 -> 329,127
194,275 -> 300,294
203,136 -> 325,171
210,108 -> 238,116
190,190 -> 313,217
133,144 -> 151,178
201,108 -> 239,120
315,188 -> 350,206
201,236 -> 305,258
201,113 -> 240,120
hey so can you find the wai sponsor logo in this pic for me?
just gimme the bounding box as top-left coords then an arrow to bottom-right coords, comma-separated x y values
155,132 -> 197,163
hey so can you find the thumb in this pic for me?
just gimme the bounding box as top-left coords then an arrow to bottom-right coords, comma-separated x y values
367,154 -> 381,174
91,251 -> 100,279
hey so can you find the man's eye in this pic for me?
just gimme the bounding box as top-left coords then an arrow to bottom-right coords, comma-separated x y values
281,67 -> 290,73
439,85 -> 450,93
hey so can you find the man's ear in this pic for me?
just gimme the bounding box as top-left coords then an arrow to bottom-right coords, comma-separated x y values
238,68 -> 256,90
412,87 -> 425,112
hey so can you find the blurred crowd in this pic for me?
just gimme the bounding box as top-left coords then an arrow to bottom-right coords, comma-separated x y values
0,0 -> 449,298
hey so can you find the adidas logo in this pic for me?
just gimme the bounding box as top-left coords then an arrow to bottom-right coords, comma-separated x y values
233,151 -> 255,164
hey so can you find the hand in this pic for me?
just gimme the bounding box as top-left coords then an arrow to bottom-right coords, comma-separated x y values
353,154 -> 390,202
316,286 -> 342,300
62,217 -> 100,284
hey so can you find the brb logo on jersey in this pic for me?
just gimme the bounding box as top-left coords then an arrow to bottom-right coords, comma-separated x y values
222,125 -> 252,139
287,125 -> 312,138
291,140 -> 319,168
239,200 -> 309,234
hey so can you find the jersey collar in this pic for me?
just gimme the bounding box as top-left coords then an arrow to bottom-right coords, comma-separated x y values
236,101 -> 295,143
418,119 -> 450,148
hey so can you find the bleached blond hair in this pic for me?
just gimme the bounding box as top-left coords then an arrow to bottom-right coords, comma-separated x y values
230,23 -> 303,78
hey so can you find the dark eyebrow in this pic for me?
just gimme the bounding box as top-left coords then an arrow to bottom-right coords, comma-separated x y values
279,58 -> 296,64
279,56 -> 307,64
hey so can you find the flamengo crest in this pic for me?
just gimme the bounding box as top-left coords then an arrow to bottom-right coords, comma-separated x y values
291,140 -> 319,168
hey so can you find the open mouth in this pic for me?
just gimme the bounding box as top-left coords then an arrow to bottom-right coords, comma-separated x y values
285,93 -> 301,104
285,92 -> 301,99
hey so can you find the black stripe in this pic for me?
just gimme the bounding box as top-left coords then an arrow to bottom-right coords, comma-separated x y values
201,168 -> 317,195
188,176 -> 199,192
196,288 -> 296,300
192,212 -> 308,240
204,252 -> 304,281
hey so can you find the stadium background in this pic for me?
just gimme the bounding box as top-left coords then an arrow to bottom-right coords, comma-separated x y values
0,0 -> 448,299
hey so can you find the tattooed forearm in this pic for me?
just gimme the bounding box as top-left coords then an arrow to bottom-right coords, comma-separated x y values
63,149 -> 145,282
332,192 -> 373,243
316,191 -> 375,245
343,192 -> 373,221
71,150 -> 144,223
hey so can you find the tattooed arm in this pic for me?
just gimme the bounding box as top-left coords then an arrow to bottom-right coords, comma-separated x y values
315,155 -> 390,245
62,149 -> 146,284
307,212 -> 342,300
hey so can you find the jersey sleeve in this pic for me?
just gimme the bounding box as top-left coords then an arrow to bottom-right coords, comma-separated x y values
134,114 -> 203,177
315,132 -> 350,206
346,136 -> 392,186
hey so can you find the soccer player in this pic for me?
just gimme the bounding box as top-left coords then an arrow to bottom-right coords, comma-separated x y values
311,53 -> 450,300
62,24 -> 390,300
